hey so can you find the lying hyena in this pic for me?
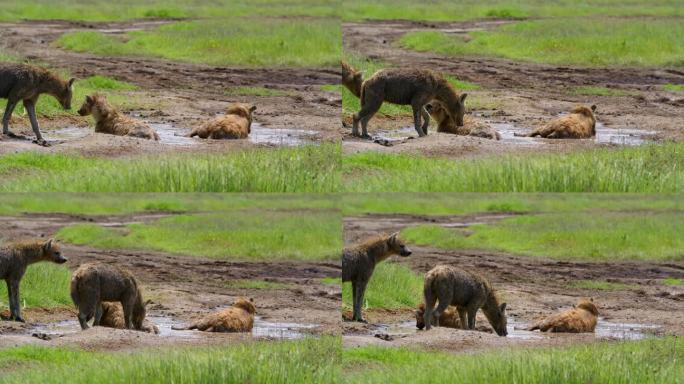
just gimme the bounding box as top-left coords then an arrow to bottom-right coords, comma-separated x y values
0,63 -> 75,146
424,101 -> 500,140
0,239 -> 67,322
78,94 -> 159,140
70,263 -> 149,330
415,302 -> 461,330
100,301 -> 159,334
423,264 -> 508,336
353,68 -> 467,138
341,61 -> 363,98
519,105 -> 597,139
187,103 -> 256,139
172,298 -> 255,332
342,233 -> 412,322
526,298 -> 598,333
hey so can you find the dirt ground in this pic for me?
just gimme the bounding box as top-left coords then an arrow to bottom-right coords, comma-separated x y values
0,19 -> 340,157
343,213 -> 684,353
342,19 -> 684,159
0,213 -> 341,351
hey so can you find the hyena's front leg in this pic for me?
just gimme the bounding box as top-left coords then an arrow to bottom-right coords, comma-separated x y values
8,279 -> 25,322
24,99 -> 48,146
354,279 -> 369,323
93,303 -> 104,326
2,99 -> 19,138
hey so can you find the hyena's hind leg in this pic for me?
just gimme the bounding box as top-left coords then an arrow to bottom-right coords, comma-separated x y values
2,99 -> 20,137
457,307 -> 468,330
353,279 -> 369,322
353,89 -> 383,138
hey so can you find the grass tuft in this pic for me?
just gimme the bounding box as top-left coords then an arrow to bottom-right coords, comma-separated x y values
342,262 -> 422,310
0,263 -> 72,310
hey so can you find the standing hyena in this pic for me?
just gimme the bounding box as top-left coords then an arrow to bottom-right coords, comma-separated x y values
353,68 -> 467,138
70,263 -> 149,330
342,233 -> 412,322
0,63 -> 75,146
78,94 -> 160,140
0,239 -> 67,322
423,265 -> 508,336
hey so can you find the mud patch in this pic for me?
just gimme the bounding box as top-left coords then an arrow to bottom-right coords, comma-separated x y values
252,318 -> 319,339
47,126 -> 91,141
490,122 -> 542,146
151,123 -> 198,146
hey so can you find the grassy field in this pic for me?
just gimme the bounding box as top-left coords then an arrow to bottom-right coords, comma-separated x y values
0,0 -> 339,21
0,144 -> 340,193
571,85 -> 638,97
343,337 -> 683,384
0,263 -> 71,310
569,280 -> 637,291
56,18 -> 341,67
57,209 -> 341,261
0,74 -> 146,119
664,84 -> 684,92
342,262 -> 422,311
0,193 -> 338,215
343,0 -> 684,22
0,337 -> 341,383
400,18 -> 684,67
401,211 -> 684,262
343,143 -> 684,192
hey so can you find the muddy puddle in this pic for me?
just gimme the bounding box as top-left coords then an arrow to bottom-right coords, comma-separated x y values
28,315 -> 318,341
595,123 -> 656,146
366,317 -> 658,342
45,123 -> 317,147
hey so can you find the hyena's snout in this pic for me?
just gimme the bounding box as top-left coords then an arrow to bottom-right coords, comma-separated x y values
400,246 -> 412,257
54,253 -> 68,264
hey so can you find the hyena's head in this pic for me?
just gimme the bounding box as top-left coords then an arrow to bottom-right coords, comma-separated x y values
571,104 -> 597,134
226,103 -> 257,133
78,94 -> 107,118
233,297 -> 256,314
57,78 -> 76,110
387,232 -> 412,257
414,303 -> 427,330
424,100 -> 451,126
452,93 -> 468,127
341,61 -> 362,91
41,238 -> 67,264
483,301 -> 508,337
575,298 -> 599,317
132,299 -> 152,330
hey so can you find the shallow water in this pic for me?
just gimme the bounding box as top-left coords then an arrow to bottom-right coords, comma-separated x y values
595,123 -> 656,146
249,125 -> 318,146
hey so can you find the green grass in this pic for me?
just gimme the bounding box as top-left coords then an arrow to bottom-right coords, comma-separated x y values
0,0 -> 339,21
0,144 -> 340,193
343,0 -> 684,22
572,86 -> 637,97
56,210 -> 341,261
343,143 -> 684,192
342,263 -> 422,310
569,280 -> 637,291
401,211 -> 684,261
224,279 -> 292,290
400,19 -> 684,67
321,277 -> 341,286
56,18 -> 341,67
335,54 -> 480,116
0,263 -> 71,310
224,86 -> 294,97
0,337 -> 340,383
0,74 -> 142,119
664,83 -> 684,92
663,277 -> 684,286
0,193 -> 338,216
343,337 -> 683,384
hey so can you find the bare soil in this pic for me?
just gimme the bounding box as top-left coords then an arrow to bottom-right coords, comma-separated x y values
0,213 -> 341,351
343,19 -> 684,159
343,213 -> 684,352
0,19 -> 340,157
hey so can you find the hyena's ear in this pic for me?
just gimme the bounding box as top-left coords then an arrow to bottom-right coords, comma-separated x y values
85,95 -> 93,104
499,303 -> 507,313
249,105 -> 257,113
43,238 -> 54,252
144,299 -> 152,307
388,232 -> 399,244
590,105 -> 597,112
460,93 -> 468,104
68,78 -> 76,89
249,297 -> 254,302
